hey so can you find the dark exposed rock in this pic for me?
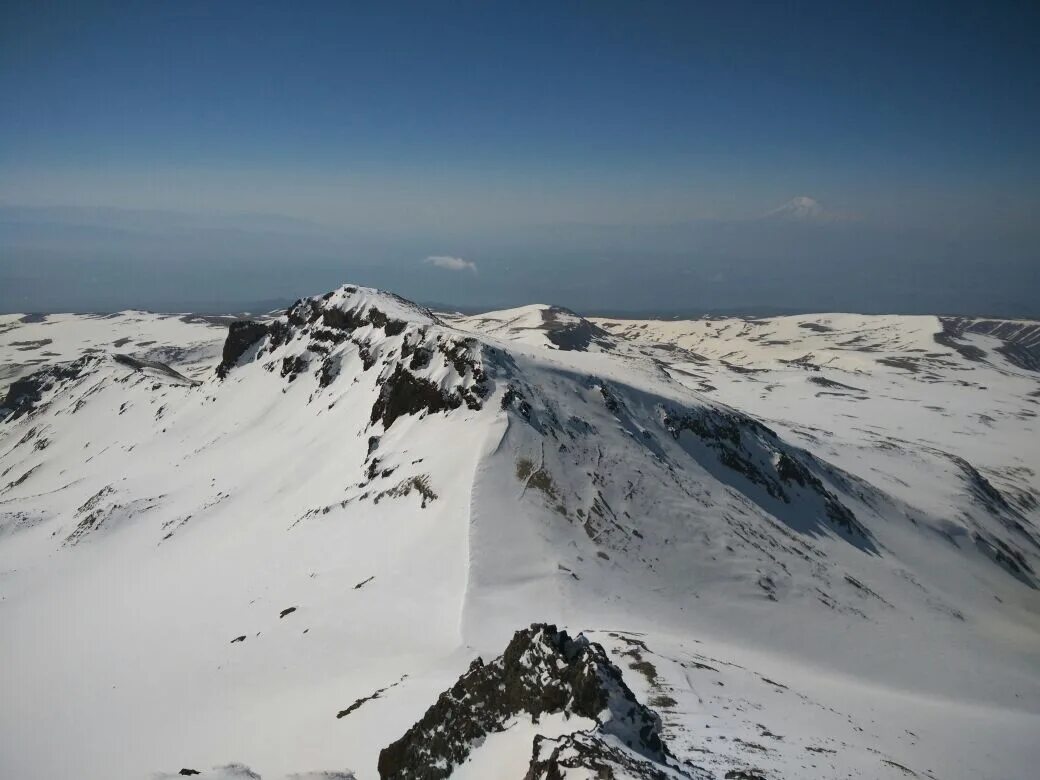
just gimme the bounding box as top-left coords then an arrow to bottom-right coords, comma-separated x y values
807,375 -> 865,393
287,298 -> 320,328
215,288 -> 489,422
112,354 -> 199,385
538,306 -> 615,352
366,456 -> 382,481
355,340 -> 377,371
280,355 -> 308,382
526,731 -> 692,779
719,448 -> 786,501
665,407 -> 871,545
322,305 -> 367,332
775,453 -> 862,536
776,452 -> 811,488
384,318 -> 407,337
779,353 -> 822,371
439,340 -> 489,407
934,324 -> 987,362
279,607 -> 297,618
377,623 -> 675,780
365,306 -> 409,336
939,317 -> 1040,371
178,770 -> 201,776
10,338 -> 53,350
974,532 -> 1036,586
663,406 -> 764,448
1,356 -> 94,421
367,307 -> 390,329
798,321 -> 833,333
408,346 -> 432,371
62,485 -> 136,545
266,320 -> 292,350
370,365 -> 463,430
949,453 -> 1013,514
336,677 -> 405,719
938,452 -> 1039,585
502,385 -> 534,420
305,298 -> 412,340
318,355 -> 339,388
880,759 -> 917,776
876,356 -> 923,373
721,360 -> 766,375
310,327 -> 348,345
217,320 -> 270,378
372,474 -> 437,508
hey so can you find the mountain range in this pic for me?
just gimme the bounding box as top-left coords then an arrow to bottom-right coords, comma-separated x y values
1,285 -> 1038,779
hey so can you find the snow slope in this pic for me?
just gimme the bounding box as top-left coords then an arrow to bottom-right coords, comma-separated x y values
1,286 -> 1038,779
0,310 -> 234,386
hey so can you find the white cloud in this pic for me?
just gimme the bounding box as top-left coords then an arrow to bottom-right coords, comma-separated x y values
423,255 -> 477,273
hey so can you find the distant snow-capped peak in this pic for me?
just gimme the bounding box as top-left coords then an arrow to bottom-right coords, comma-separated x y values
764,195 -> 827,221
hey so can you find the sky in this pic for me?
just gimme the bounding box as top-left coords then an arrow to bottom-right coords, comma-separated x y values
1,1 -> 1038,315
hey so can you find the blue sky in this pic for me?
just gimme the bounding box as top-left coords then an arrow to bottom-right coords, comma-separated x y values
1,1 -> 1038,313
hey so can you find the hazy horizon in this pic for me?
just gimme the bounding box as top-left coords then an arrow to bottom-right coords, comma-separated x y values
2,2 -> 1038,316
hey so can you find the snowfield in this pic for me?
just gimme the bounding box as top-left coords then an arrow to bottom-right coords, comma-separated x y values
1,285 -> 1038,779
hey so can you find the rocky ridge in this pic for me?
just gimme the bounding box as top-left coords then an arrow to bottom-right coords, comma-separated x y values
214,285 -> 491,430
378,623 -> 690,780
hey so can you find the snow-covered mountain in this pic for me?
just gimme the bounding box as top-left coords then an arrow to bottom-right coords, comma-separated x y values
1,286 -> 1038,780
762,196 -> 827,221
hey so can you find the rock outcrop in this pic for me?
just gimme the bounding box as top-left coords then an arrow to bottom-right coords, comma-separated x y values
377,623 -> 685,779
216,320 -> 271,378
0,356 -> 94,420
214,285 -> 490,429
